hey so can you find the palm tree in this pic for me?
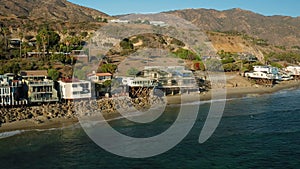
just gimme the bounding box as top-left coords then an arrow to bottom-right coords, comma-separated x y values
18,32 -> 23,58
36,27 -> 49,59
0,26 -> 10,52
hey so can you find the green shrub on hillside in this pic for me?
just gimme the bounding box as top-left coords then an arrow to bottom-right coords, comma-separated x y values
173,48 -> 200,61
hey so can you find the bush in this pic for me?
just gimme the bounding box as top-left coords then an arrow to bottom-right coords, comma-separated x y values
48,69 -> 60,81
173,48 -> 200,60
126,67 -> 139,76
270,62 -> 283,69
223,63 -> 240,72
221,57 -> 235,64
120,38 -> 134,50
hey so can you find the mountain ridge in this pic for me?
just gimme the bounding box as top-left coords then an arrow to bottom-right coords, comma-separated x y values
165,8 -> 300,46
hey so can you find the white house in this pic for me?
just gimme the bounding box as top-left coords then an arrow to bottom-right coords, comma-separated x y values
87,72 -> 112,84
58,79 -> 91,100
0,74 -> 27,106
121,77 -> 156,87
245,66 -> 281,80
285,66 -> 300,76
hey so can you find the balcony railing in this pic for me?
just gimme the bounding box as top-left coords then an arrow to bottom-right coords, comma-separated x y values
28,81 -> 54,86
30,97 -> 59,102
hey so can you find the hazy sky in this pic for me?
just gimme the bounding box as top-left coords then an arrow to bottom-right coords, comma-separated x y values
68,0 -> 300,17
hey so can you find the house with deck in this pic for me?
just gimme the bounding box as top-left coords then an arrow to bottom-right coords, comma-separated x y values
143,66 -> 198,95
87,72 -> 112,98
88,72 -> 112,84
20,70 -> 59,103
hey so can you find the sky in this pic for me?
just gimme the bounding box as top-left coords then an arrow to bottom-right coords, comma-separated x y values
68,0 -> 300,17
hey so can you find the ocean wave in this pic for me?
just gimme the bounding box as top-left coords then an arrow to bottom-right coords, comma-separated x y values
0,130 -> 24,139
167,98 -> 235,107
0,122 -> 80,140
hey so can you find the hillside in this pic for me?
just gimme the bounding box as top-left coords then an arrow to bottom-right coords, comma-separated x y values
0,0 -> 110,22
166,8 -> 300,47
0,0 -> 112,37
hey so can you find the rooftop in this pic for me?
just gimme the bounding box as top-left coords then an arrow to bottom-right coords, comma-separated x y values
20,70 -> 48,77
87,72 -> 112,77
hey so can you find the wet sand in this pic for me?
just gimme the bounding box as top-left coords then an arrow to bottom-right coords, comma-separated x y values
0,118 -> 79,133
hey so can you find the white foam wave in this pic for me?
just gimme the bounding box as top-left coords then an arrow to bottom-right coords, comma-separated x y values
0,130 -> 24,139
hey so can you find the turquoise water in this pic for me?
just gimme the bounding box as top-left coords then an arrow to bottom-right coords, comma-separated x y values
0,89 -> 299,169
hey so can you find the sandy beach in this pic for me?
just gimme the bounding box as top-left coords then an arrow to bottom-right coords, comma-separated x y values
1,76 -> 300,134
0,118 -> 79,133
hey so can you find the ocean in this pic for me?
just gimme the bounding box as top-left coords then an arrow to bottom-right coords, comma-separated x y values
0,88 -> 299,169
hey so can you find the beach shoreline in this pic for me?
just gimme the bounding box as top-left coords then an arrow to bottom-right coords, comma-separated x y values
0,79 -> 299,134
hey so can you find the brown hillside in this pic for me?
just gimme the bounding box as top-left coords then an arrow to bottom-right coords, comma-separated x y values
0,0 -> 111,22
166,8 -> 300,47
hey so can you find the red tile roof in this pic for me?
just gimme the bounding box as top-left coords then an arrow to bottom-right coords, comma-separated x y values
87,72 -> 112,77
96,73 -> 112,76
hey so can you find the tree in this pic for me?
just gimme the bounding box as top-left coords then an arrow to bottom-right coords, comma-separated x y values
2,62 -> 21,74
48,31 -> 60,49
36,27 -> 49,59
102,80 -> 112,92
36,27 -> 60,59
48,69 -> 60,81
98,64 -> 117,74
0,26 -> 10,52
18,31 -> 23,58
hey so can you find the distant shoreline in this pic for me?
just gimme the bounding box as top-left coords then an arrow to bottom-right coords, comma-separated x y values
0,80 -> 299,134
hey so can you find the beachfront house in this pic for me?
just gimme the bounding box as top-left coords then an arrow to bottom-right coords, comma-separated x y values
144,66 -> 197,87
245,66 -> 281,81
0,74 -> 27,106
285,66 -> 300,77
120,77 -> 156,87
58,78 -> 91,100
20,70 -> 59,103
143,66 -> 198,95
87,72 -> 112,84
87,72 -> 112,98
117,76 -> 157,98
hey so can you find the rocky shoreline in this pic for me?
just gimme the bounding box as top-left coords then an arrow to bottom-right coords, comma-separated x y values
0,96 -> 165,126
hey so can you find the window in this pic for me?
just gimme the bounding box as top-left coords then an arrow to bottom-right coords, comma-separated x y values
72,84 -> 78,88
72,91 -> 80,95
